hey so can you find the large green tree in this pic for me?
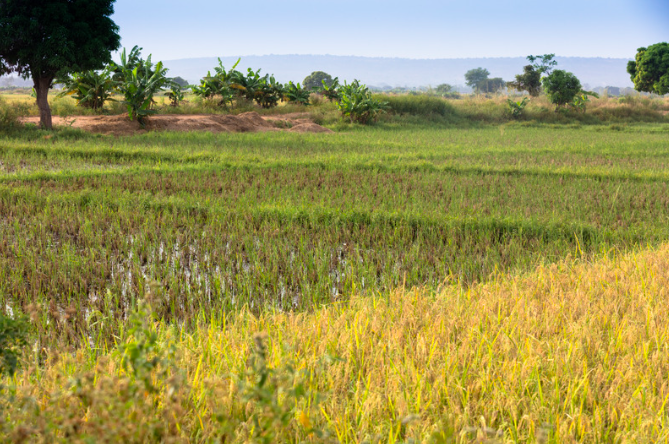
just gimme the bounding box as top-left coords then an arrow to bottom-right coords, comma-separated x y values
303,71 -> 334,90
507,65 -> 542,96
542,69 -> 581,109
464,68 -> 490,94
0,0 -> 120,129
627,42 -> 669,95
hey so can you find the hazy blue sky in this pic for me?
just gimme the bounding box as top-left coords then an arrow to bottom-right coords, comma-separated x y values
112,0 -> 668,61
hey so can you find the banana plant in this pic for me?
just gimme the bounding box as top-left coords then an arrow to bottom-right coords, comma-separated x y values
283,81 -> 310,105
166,84 -> 185,107
254,75 -> 283,108
321,77 -> 340,102
191,71 -> 235,107
113,48 -> 173,126
506,97 -> 529,118
229,67 -> 264,102
570,90 -> 599,113
336,80 -> 387,124
57,67 -> 116,110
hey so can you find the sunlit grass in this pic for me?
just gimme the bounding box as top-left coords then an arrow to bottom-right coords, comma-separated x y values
4,244 -> 669,442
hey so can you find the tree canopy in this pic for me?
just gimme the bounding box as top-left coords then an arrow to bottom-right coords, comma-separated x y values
527,54 -> 557,75
479,77 -> 506,94
542,70 -> 582,109
464,68 -> 490,93
303,71 -> 334,90
627,42 -> 669,95
507,65 -> 542,97
0,0 -> 121,129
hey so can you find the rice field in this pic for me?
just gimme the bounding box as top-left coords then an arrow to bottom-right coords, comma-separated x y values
2,120 -> 669,442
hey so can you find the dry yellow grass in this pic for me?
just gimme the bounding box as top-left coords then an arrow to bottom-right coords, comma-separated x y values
4,245 -> 669,442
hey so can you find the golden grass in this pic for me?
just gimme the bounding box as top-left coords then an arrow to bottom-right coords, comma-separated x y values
4,244 -> 669,442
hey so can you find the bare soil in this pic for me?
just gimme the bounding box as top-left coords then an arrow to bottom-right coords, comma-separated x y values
20,112 -> 333,136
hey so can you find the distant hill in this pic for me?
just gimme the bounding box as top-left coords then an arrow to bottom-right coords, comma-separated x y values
161,55 -> 634,90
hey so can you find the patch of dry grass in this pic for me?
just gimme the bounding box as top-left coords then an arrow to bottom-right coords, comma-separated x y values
4,244 -> 669,442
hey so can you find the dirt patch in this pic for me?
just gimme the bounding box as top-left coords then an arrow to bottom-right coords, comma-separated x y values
20,112 -> 332,136
288,122 -> 334,133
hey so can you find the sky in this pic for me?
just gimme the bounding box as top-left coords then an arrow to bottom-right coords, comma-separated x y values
111,0 -> 669,61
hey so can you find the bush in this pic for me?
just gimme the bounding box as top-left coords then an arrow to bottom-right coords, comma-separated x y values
0,97 -> 19,129
302,71 -> 333,90
383,94 -> 454,117
542,70 -> 582,109
57,68 -> 116,111
337,81 -> 387,124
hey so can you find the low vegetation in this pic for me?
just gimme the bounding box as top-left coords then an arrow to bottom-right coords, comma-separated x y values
1,41 -> 669,443
4,238 -> 669,442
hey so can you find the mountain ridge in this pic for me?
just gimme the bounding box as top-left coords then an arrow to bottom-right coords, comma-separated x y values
162,54 -> 634,89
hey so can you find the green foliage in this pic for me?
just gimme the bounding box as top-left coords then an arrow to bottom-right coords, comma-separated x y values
110,45 -> 146,82
542,70 -> 582,109
57,68 -> 116,110
384,94 -> 454,117
337,80 -> 387,124
302,71 -> 333,90
321,77 -> 341,102
479,77 -> 506,94
0,0 -> 121,129
507,65 -> 542,97
507,97 -> 529,118
527,53 -> 558,75
283,81 -> 310,105
252,75 -> 284,109
435,84 -> 453,94
170,76 -> 189,88
0,314 -> 29,378
627,42 -> 669,95
0,96 -> 20,129
464,68 -> 490,93
166,84 -> 185,107
113,47 -> 173,125
193,60 -> 284,109
191,63 -> 236,108
570,91 -> 599,113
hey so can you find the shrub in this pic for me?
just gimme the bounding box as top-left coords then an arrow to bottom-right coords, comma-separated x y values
57,68 -> 115,110
283,81 -> 310,105
384,94 -> 453,117
321,77 -> 340,102
113,48 -> 173,125
542,70 -> 582,109
0,96 -> 19,129
507,97 -> 529,118
337,80 -> 387,124
166,84 -> 185,107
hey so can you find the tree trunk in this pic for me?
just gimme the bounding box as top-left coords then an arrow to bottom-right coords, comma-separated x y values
33,75 -> 54,130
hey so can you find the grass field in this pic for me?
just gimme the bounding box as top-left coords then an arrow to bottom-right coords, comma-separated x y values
1,108 -> 669,442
